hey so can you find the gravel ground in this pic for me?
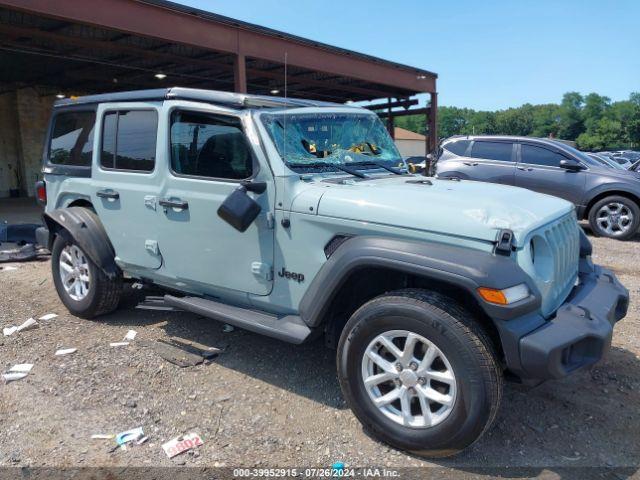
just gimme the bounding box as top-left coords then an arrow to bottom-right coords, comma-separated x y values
1,227 -> 639,478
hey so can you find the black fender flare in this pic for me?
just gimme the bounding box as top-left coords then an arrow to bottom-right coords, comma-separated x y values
299,236 -> 541,328
43,207 -> 120,279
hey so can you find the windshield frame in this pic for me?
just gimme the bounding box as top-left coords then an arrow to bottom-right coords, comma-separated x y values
256,107 -> 404,173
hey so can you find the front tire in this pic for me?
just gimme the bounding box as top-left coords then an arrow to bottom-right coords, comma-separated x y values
588,195 -> 640,240
337,289 -> 502,457
51,234 -> 122,319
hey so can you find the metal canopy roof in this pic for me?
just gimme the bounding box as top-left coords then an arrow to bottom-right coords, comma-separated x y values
0,0 -> 436,102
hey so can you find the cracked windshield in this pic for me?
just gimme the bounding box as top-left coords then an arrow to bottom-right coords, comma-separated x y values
261,112 -> 404,170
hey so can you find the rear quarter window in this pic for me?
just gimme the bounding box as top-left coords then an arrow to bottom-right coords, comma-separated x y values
48,111 -> 96,166
443,140 -> 470,156
470,141 -> 513,162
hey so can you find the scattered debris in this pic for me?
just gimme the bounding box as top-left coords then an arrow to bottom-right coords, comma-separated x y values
55,348 -> 77,356
170,336 -> 221,359
140,337 -> 221,367
162,432 -> 204,458
136,296 -> 178,311
116,427 -> 144,447
0,265 -> 18,272
0,223 -> 41,245
222,324 -> 235,333
110,342 -> 129,347
39,313 -> 58,321
124,330 -> 137,341
91,434 -> 115,440
0,244 -> 48,263
136,436 -> 149,445
2,363 -> 34,383
3,317 -> 38,336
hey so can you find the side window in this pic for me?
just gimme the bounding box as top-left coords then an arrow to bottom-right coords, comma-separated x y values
49,111 -> 95,166
521,144 -> 565,167
470,141 -> 513,162
444,140 -> 470,156
170,110 -> 253,180
100,110 -> 157,172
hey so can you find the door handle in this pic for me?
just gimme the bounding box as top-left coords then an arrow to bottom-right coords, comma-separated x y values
159,198 -> 189,210
463,162 -> 479,166
96,189 -> 119,199
517,166 -> 533,171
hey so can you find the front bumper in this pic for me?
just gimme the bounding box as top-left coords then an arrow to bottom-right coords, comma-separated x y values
502,260 -> 628,381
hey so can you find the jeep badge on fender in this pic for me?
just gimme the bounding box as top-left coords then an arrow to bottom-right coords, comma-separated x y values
38,87 -> 629,458
278,267 -> 304,283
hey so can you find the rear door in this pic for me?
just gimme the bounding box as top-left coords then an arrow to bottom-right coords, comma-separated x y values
464,140 -> 517,185
515,142 -> 587,204
91,104 -> 163,271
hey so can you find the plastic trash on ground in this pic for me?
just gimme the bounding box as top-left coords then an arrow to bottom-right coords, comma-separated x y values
116,427 -> 144,446
110,342 -> 129,347
124,330 -> 137,341
39,313 -> 58,321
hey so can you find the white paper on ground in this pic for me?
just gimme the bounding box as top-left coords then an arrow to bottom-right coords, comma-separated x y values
39,313 -> 58,321
1,266 -> 18,271
3,326 -> 18,336
2,372 -> 28,383
91,434 -> 115,440
9,363 -> 34,373
110,342 -> 130,347
124,330 -> 137,341
16,318 -> 38,332
55,348 -> 77,356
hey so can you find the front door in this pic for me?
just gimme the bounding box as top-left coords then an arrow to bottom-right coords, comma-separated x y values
155,105 -> 274,296
91,105 -> 163,271
515,143 -> 587,204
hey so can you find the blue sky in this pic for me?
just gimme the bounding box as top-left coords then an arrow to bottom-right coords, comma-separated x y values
177,0 -> 639,110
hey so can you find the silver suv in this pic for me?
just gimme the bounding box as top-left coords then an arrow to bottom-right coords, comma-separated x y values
436,135 -> 640,240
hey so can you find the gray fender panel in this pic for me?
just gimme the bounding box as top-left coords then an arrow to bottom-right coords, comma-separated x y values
43,207 -> 120,279
299,236 -> 541,328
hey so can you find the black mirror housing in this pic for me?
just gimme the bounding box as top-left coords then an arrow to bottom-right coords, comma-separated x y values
560,159 -> 584,171
217,186 -> 261,232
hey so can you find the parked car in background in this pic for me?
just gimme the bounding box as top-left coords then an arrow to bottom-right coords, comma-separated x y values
600,152 -> 634,169
587,153 -> 626,170
436,135 -> 640,240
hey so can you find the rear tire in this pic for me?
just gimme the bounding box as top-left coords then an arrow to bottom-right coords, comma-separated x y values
588,195 -> 640,240
51,234 -> 122,319
337,289 -> 502,457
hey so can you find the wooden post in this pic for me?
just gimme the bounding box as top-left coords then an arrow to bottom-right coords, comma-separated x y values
234,53 -> 247,93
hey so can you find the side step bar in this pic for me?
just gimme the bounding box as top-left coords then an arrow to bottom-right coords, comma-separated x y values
163,295 -> 312,344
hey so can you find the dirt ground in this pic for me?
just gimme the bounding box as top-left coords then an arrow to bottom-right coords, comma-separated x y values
1,227 -> 639,478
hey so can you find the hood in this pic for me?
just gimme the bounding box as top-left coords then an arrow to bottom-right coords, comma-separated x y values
314,176 -> 575,247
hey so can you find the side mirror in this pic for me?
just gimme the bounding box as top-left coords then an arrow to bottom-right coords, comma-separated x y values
559,159 -> 585,171
217,182 -> 266,232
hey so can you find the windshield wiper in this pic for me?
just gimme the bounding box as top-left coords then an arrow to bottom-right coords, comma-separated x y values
348,161 -> 406,175
287,162 -> 368,179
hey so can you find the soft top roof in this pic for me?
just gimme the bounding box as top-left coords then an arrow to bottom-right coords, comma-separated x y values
54,87 -> 342,110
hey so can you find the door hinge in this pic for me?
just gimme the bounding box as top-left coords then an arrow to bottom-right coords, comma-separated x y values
144,195 -> 157,211
145,239 -> 160,256
251,262 -> 273,281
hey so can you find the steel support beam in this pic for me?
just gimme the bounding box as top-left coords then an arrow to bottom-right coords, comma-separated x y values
234,53 -> 247,93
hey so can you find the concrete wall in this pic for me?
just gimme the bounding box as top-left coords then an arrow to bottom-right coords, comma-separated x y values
0,87 -> 54,198
395,139 -> 426,158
